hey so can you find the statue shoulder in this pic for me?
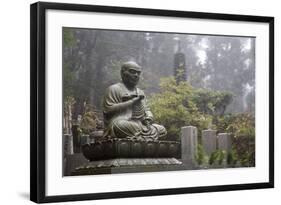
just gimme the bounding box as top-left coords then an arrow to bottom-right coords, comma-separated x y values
104,83 -> 125,100
106,83 -> 123,92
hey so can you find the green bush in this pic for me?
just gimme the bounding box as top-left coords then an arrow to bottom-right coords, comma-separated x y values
195,144 -> 207,165
80,104 -> 102,134
215,113 -> 255,167
149,77 -> 233,140
149,77 -> 255,167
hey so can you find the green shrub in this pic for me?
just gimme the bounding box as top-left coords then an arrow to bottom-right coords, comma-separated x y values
149,77 -> 233,140
149,77 -> 255,167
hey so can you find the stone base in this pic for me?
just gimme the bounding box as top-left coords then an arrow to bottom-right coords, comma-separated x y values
82,139 -> 181,161
64,153 -> 88,176
71,158 -> 184,175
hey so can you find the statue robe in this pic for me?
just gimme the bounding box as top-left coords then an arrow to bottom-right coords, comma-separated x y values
103,82 -> 166,140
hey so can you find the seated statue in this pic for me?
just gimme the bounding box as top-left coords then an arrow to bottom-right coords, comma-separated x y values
103,61 -> 167,141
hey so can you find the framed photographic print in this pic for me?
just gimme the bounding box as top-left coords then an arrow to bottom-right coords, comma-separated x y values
30,1 -> 274,203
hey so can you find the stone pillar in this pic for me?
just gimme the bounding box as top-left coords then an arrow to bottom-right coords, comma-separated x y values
80,135 -> 90,146
181,126 -> 198,168
72,124 -> 81,153
202,130 -> 217,155
217,133 -> 232,166
64,134 -> 73,156
217,133 -> 232,151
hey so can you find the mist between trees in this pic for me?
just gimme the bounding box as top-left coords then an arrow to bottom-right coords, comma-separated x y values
63,27 -> 255,112
63,27 -> 255,132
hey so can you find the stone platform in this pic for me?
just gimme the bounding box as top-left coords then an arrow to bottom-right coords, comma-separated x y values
72,158 -> 183,175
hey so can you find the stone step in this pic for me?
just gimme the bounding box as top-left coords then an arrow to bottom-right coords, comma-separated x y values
72,158 -> 183,175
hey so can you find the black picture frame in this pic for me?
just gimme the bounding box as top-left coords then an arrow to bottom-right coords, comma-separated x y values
30,1 -> 274,203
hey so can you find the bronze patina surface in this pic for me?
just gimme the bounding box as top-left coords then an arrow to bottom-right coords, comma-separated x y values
103,61 -> 167,140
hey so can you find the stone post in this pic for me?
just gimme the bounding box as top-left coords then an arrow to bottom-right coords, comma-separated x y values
80,135 -> 90,146
64,134 -> 73,156
217,133 -> 232,166
72,124 -> 81,153
181,126 -> 198,168
202,130 -> 217,156
217,133 -> 232,151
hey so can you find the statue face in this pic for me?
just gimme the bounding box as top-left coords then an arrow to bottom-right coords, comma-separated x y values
121,67 -> 141,88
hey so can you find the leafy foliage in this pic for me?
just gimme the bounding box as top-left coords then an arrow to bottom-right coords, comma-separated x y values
63,29 -> 76,47
193,89 -> 233,116
80,105 -> 103,134
149,77 -> 233,140
224,113 -> 255,138
149,77 -> 255,167
227,149 -> 239,167
195,144 -> 207,165
206,113 -> 255,167
80,111 -> 97,134
214,113 -> 255,166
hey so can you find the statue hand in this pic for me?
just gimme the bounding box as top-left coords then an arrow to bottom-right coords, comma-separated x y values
142,118 -> 152,127
131,95 -> 143,104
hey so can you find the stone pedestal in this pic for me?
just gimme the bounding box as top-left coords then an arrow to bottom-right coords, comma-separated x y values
82,139 -> 180,161
181,126 -> 198,168
202,130 -> 217,155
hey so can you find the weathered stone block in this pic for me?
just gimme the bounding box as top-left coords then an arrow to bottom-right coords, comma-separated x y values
217,133 -> 232,151
217,133 -> 232,167
63,134 -> 73,155
144,142 -> 156,157
181,126 -> 198,167
80,134 -> 90,146
131,141 -> 143,157
202,130 -> 217,155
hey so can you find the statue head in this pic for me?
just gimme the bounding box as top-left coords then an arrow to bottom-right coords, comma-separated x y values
121,61 -> 142,89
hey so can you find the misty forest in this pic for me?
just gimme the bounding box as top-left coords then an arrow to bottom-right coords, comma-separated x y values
63,28 -> 255,167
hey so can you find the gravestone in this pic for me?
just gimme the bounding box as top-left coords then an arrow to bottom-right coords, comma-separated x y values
217,133 -> 232,166
202,130 -> 217,155
63,134 -> 73,155
217,133 -> 232,151
72,124 -> 81,153
80,134 -> 90,146
181,126 -> 198,168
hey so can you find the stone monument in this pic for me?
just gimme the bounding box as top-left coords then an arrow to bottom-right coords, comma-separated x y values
102,61 -> 167,141
75,62 -> 182,175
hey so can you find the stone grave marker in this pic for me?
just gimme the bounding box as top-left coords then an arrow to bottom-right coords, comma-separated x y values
181,126 -> 198,168
202,130 -> 217,156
